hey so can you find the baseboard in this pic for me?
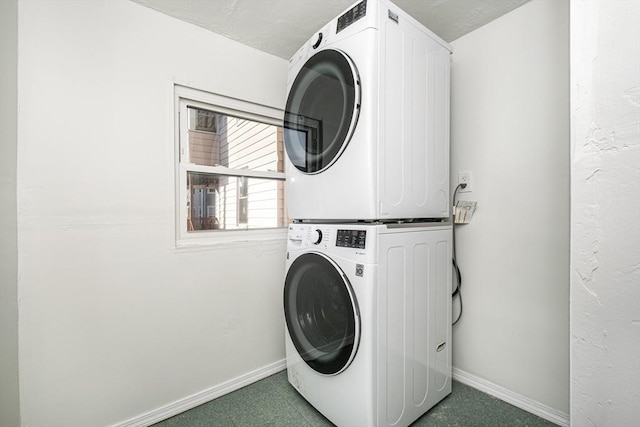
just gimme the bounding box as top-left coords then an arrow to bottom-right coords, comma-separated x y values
114,359 -> 287,427
452,367 -> 569,427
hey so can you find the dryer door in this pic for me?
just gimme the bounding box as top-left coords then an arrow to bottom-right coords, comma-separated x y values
284,252 -> 360,375
284,49 -> 360,174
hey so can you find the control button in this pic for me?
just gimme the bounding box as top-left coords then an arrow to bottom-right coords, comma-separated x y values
312,32 -> 323,49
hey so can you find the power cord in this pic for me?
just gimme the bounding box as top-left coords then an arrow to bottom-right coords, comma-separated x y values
452,183 -> 466,326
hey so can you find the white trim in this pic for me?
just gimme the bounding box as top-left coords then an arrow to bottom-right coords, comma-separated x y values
175,84 -> 284,126
183,163 -> 285,180
174,228 -> 287,250
452,367 -> 570,427
174,85 -> 287,245
114,359 -> 287,427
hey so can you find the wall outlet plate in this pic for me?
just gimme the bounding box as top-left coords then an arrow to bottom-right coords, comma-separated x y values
458,171 -> 472,193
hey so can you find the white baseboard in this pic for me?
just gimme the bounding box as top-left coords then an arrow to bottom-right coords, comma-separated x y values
452,367 -> 569,427
114,359 -> 287,427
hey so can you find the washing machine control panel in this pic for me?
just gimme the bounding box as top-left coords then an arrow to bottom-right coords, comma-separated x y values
336,229 -> 367,249
288,225 -> 330,249
337,0 -> 367,34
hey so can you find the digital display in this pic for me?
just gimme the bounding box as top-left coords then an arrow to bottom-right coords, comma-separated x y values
336,229 -> 366,249
337,0 -> 367,33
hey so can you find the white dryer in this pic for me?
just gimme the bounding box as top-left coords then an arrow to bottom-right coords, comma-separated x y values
283,222 -> 452,427
284,0 -> 452,221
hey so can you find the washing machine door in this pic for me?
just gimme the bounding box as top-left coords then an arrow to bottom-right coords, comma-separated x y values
284,49 -> 360,174
284,252 -> 360,375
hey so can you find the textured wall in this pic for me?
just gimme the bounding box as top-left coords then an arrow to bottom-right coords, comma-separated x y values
570,0 -> 640,425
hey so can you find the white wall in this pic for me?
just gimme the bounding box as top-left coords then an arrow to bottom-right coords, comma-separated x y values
570,1 -> 640,425
1,0 -> 21,425
16,1 -> 288,426
450,0 -> 570,417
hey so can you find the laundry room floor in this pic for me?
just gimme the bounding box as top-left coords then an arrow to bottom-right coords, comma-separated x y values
153,370 -> 558,427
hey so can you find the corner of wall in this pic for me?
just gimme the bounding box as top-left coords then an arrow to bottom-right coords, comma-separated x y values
449,0 -> 570,415
0,0 -> 21,425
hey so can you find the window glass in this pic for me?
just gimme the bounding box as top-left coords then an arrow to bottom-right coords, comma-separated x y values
186,172 -> 286,231
187,107 -> 284,173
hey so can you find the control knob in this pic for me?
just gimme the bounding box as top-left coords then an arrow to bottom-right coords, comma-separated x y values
312,32 -> 323,49
311,229 -> 323,245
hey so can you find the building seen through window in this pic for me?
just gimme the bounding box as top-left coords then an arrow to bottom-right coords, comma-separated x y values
183,106 -> 286,232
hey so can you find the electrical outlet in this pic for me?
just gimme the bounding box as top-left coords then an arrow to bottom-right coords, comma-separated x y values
458,171 -> 472,193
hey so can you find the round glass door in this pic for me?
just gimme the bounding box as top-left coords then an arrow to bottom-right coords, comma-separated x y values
284,253 -> 360,375
284,49 -> 360,174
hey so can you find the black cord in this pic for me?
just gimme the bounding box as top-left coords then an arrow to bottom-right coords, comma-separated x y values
452,183 -> 465,326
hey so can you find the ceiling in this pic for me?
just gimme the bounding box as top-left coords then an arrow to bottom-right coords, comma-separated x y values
131,0 -> 531,59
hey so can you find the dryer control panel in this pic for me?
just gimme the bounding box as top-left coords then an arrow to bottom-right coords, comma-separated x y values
337,0 -> 367,33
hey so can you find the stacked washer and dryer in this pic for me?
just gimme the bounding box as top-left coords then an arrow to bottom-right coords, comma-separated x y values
282,0 -> 453,426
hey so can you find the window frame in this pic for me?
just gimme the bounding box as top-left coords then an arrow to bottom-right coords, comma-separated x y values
174,85 -> 287,247
237,172 -> 249,225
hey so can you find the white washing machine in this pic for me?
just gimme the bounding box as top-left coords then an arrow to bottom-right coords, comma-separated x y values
284,0 -> 452,222
283,222 -> 452,427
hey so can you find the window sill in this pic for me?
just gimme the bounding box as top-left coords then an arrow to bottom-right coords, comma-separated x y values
174,227 -> 287,252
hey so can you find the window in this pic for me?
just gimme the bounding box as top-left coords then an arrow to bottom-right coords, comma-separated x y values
192,108 -> 217,133
175,86 -> 287,245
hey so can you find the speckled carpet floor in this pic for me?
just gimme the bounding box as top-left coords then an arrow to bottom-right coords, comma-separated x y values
154,370 -> 557,426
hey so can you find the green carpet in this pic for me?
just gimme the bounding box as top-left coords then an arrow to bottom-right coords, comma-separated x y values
154,371 -> 557,426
